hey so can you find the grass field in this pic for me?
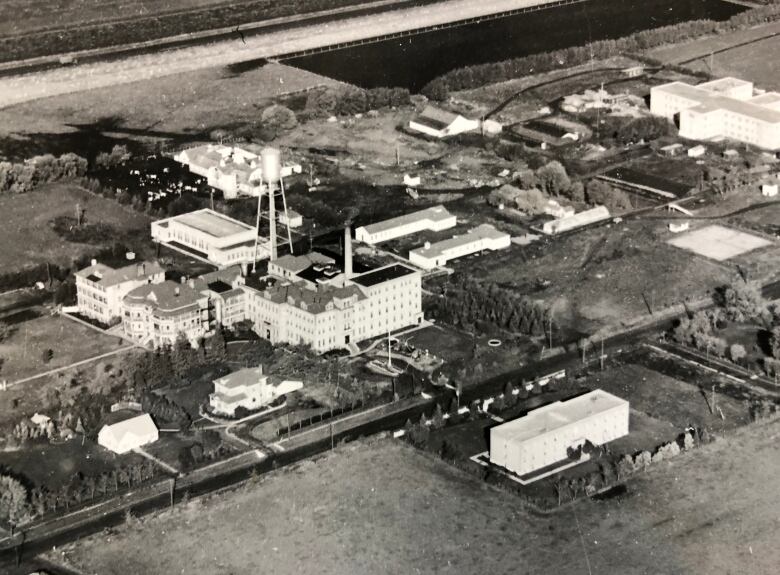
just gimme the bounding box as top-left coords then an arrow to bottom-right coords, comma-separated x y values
0,183 -> 150,270
647,21 -> 780,90
0,63 -> 341,153
59,421 -> 780,574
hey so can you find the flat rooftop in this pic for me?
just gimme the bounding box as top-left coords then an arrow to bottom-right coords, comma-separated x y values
410,224 -> 508,259
492,390 -> 628,444
351,264 -> 417,288
359,205 -> 454,236
173,209 -> 254,238
654,80 -> 780,124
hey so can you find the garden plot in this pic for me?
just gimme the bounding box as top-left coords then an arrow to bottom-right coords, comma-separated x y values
667,224 -> 771,261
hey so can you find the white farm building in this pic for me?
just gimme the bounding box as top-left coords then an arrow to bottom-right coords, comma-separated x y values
355,205 -> 456,245
408,224 -> 510,270
97,413 -> 159,454
490,390 -> 629,477
408,106 -> 479,139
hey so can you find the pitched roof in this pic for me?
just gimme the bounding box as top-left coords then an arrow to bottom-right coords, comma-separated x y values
358,205 -> 454,236
100,413 -> 157,442
76,261 -> 164,287
261,280 -> 365,314
411,106 -> 463,130
410,224 -> 508,259
214,366 -> 266,390
124,280 -> 203,311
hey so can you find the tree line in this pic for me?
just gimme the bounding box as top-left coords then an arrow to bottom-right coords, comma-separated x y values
426,276 -> 550,337
421,5 -> 780,99
0,153 -> 88,194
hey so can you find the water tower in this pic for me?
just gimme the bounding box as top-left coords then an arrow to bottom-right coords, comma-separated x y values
252,147 -> 294,271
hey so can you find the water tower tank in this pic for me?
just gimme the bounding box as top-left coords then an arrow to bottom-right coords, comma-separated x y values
261,147 -> 282,183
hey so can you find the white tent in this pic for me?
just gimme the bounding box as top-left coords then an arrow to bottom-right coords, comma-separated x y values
98,413 -> 159,454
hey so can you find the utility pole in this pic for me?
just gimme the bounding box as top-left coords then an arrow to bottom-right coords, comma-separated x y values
169,477 -> 176,509
600,338 -> 605,371
210,189 -> 214,210
330,420 -> 334,450
548,312 -> 553,351
711,385 -> 717,415
395,144 -> 400,167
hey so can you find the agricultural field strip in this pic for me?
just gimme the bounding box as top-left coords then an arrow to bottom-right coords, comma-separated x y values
0,0 -> 597,108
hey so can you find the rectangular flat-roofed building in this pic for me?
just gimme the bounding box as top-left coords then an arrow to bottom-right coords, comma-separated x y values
408,224 -> 510,270
650,77 -> 780,151
490,390 -> 629,477
151,208 -> 268,268
355,205 -> 456,245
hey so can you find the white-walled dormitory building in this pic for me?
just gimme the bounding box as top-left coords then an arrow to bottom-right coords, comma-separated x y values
355,205 -> 456,244
408,224 -> 510,270
75,260 -> 165,324
651,77 -> 780,151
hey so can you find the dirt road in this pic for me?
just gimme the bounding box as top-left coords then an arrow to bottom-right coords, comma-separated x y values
0,0 -> 564,108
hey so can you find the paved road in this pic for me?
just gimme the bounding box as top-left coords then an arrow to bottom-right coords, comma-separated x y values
4,277 -> 780,570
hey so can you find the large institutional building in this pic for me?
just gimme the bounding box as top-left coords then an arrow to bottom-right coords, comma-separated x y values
86,224 -> 423,353
650,77 -> 780,151
151,208 -> 268,268
490,390 -> 629,478
75,260 -> 165,325
245,241 -> 422,353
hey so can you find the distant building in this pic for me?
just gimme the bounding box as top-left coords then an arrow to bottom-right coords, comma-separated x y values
408,224 -> 510,270
481,119 -> 503,135
209,366 -> 303,416
403,174 -> 422,188
278,209 -> 303,228
151,208 -> 267,268
650,77 -> 780,151
355,205 -> 456,245
489,390 -> 629,478
542,206 -> 610,235
668,221 -> 690,233
75,260 -> 165,325
98,413 -> 159,454
622,65 -> 644,78
722,149 -> 740,160
659,143 -> 684,157
543,199 -> 575,219
122,280 -> 210,347
408,106 -> 479,139
174,145 -> 302,199
762,183 -> 778,197
687,145 -> 707,158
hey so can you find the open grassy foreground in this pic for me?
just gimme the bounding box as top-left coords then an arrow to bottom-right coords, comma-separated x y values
0,183 -> 149,270
59,422 -> 780,574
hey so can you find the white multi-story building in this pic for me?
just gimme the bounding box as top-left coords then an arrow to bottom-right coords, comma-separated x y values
355,205 -> 456,245
408,224 -> 510,270
245,262 -> 422,353
490,390 -> 629,477
75,260 -> 165,325
209,366 -> 302,416
151,208 -> 268,268
650,77 -> 780,151
122,280 -> 211,347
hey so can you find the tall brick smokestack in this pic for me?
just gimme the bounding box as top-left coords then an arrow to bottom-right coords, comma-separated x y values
344,226 -> 353,279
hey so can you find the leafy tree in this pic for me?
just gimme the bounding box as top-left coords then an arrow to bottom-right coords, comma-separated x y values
729,343 -> 747,365
536,161 -> 571,196
771,326 -> 780,360
715,281 -> 767,323
0,474 -> 31,527
41,348 -> 54,364
0,321 -> 13,342
586,179 -> 632,211
171,331 -> 195,377
205,326 -> 227,363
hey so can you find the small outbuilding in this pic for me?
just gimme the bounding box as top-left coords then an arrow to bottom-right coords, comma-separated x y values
687,145 -> 707,158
